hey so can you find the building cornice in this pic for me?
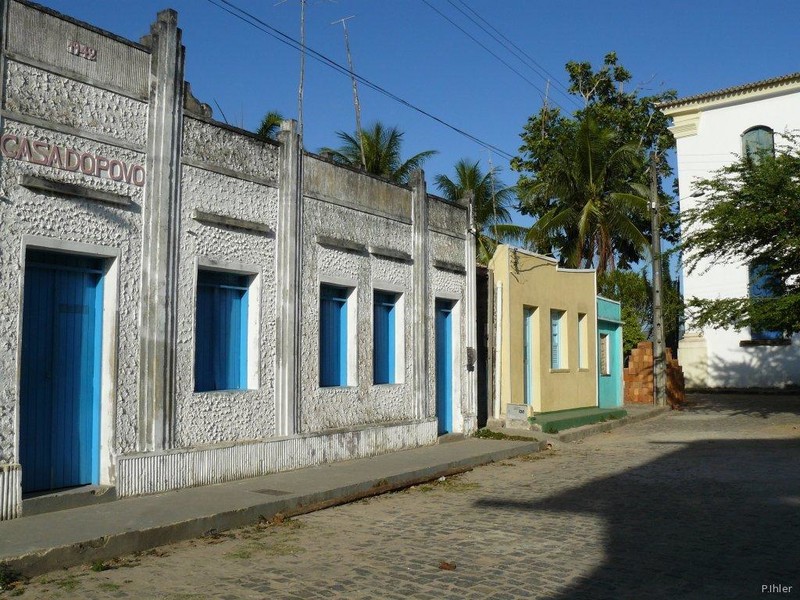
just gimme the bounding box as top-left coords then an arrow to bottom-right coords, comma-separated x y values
659,73 -> 800,114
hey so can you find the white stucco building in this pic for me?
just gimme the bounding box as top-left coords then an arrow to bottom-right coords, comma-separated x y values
661,73 -> 800,389
0,1 -> 477,520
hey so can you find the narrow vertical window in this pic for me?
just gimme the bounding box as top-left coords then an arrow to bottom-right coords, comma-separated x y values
320,284 -> 350,386
550,309 -> 565,369
195,270 -> 250,392
599,333 -> 610,376
578,313 -> 588,369
523,307 -> 534,405
374,291 -> 398,384
742,126 -> 774,163
748,262 -> 783,340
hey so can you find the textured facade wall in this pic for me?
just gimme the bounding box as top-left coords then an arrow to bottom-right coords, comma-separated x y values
6,1 -> 150,99
174,156 -> 279,446
0,119 -> 145,462
5,60 -> 149,147
428,265 -> 467,418
299,194 -> 415,433
182,117 -> 279,182
0,1 -> 475,517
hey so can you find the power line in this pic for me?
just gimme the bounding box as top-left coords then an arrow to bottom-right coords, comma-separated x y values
204,0 -> 516,161
419,0 -> 568,113
447,0 -> 580,110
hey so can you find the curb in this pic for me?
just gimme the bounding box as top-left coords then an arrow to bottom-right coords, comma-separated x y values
1,440 -> 542,577
557,407 -> 670,443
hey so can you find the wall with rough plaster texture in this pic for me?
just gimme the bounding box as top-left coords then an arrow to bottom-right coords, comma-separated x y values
300,196 -> 414,433
182,117 -> 279,182
5,60 -> 149,148
174,153 -> 279,446
0,121 -> 144,461
427,236 -> 468,419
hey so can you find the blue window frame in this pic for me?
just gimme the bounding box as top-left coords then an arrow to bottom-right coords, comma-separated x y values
523,307 -> 534,404
320,284 -> 349,387
550,309 -> 564,369
194,270 -> 249,392
748,262 -> 783,340
374,291 -> 398,384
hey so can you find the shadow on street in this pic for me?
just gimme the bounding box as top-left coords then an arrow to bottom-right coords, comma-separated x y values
476,428 -> 800,598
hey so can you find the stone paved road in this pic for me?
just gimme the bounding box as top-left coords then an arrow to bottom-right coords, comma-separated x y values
6,394 -> 800,599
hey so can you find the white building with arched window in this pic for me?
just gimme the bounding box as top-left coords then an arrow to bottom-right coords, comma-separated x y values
661,73 -> 800,389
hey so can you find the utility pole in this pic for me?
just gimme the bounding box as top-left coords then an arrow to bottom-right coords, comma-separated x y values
650,150 -> 667,406
332,15 -> 365,170
297,0 -> 306,143
276,0 -> 308,143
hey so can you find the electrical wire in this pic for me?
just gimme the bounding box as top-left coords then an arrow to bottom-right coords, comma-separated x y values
419,0 -> 567,112
447,0 -> 580,110
204,0 -> 517,161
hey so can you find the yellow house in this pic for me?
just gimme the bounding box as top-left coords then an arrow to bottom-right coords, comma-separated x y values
488,245 -> 598,417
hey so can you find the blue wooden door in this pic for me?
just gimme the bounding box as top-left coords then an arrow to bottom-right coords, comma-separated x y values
20,250 -> 103,493
435,299 -> 454,435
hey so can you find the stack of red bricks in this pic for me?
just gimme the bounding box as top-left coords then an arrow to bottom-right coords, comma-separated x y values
624,341 -> 686,408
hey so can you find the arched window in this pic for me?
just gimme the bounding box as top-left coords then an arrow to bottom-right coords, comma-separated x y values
742,126 -> 774,161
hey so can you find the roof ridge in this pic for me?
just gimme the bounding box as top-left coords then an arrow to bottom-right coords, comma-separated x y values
658,72 -> 800,110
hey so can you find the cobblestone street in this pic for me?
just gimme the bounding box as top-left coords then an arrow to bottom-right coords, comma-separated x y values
8,394 -> 800,599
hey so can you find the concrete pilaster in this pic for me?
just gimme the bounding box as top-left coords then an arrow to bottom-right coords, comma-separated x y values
138,10 -> 183,451
274,120 -> 303,436
463,192 -> 478,433
410,170 -> 429,420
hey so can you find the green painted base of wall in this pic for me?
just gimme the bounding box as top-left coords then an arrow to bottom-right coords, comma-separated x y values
528,407 -> 627,434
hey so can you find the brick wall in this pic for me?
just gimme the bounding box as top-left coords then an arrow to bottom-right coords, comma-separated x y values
624,341 -> 685,408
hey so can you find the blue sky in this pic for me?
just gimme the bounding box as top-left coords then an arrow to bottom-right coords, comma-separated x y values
40,0 -> 800,210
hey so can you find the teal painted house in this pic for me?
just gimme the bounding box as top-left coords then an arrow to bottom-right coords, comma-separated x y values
596,297 -> 623,408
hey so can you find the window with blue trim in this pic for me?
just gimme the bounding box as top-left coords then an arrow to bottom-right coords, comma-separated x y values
550,309 -> 565,369
320,284 -> 350,387
194,270 -> 250,392
748,262 -> 784,340
374,291 -> 398,384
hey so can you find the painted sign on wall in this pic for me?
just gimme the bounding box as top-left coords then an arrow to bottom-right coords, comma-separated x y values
0,134 -> 145,187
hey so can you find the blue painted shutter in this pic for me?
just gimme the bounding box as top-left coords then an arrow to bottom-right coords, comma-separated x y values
523,307 -> 533,404
320,285 -> 348,386
550,310 -> 561,369
435,300 -> 453,435
195,271 -> 249,392
373,292 -> 396,384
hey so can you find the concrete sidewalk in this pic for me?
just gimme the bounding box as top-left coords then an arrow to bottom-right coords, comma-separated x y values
0,438 -> 542,577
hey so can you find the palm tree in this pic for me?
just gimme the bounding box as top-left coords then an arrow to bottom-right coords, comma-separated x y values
255,110 -> 284,141
435,159 -> 525,264
320,122 -> 437,185
521,116 -> 648,272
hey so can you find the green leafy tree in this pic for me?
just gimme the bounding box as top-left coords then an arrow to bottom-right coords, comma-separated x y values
598,269 -> 648,356
434,159 -> 525,264
320,122 -> 437,185
682,135 -> 800,335
255,110 -> 284,141
598,258 -> 683,358
521,116 -> 650,272
513,52 -> 678,269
